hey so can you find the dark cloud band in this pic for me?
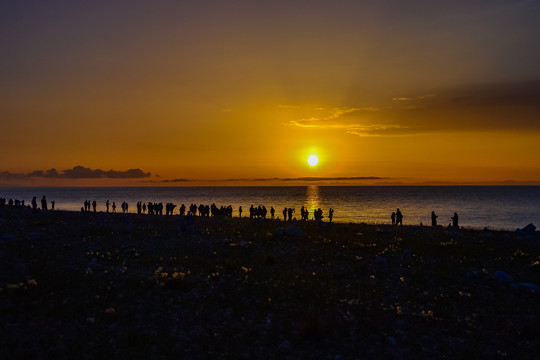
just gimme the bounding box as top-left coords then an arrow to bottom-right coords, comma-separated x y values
0,166 -> 151,180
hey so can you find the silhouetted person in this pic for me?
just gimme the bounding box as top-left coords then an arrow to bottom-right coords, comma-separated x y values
92,200 -> 97,212
106,200 -> 110,213
283,207 -> 287,221
112,202 -> 116,213
238,206 -> 242,218
431,211 -> 437,227
41,196 -> 47,210
396,208 -> 403,225
31,196 -> 38,212
51,201 -> 55,210
451,212 -> 459,228
329,208 -> 334,222
391,211 -> 396,225
270,207 -> 275,219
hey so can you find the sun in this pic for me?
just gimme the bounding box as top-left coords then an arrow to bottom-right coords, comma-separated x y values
307,155 -> 319,167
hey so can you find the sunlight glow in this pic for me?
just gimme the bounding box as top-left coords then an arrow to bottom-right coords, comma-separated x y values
307,155 -> 319,167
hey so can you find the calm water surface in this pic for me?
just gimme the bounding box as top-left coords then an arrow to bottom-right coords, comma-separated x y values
2,186 -> 539,230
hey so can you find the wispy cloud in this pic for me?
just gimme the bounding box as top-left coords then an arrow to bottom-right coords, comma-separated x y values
278,105 -> 300,109
285,106 -> 406,136
147,176 -> 389,183
393,94 -> 435,101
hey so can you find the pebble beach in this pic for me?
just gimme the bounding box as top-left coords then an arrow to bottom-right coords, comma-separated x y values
1,206 -> 539,359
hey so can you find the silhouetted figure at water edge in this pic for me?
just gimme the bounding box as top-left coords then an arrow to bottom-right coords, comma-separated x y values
112,202 -> 116,213
41,196 -> 47,210
431,211 -> 438,227
31,197 -> 37,212
329,208 -> 334,222
106,200 -> 110,213
283,208 -> 287,221
300,206 -> 307,221
314,208 -> 323,222
270,207 -> 275,219
451,212 -> 459,228
180,204 -> 186,216
396,208 -> 403,226
238,206 -> 242,218
92,201 -> 97,212
166,203 -> 176,215
288,207 -> 294,221
51,201 -> 55,210
391,212 -> 396,225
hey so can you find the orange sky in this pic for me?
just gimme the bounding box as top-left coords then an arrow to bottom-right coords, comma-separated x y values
2,1 -> 540,186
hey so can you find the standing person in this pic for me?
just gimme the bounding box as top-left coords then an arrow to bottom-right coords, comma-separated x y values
41,196 -> 47,210
31,196 -> 38,211
112,202 -> 116,213
106,200 -> 110,213
329,208 -> 334,222
51,201 -> 55,210
451,212 -> 459,228
283,207 -> 287,221
92,201 -> 97,212
238,206 -> 243,218
431,211 -> 438,227
270,207 -> 275,219
391,211 -> 396,225
396,208 -> 403,226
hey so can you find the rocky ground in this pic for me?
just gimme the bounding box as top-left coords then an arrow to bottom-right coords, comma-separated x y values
1,206 -> 539,359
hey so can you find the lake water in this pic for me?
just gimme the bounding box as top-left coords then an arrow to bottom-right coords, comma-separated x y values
1,186 -> 540,230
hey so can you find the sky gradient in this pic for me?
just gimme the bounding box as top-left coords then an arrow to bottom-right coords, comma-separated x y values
2,0 -> 540,186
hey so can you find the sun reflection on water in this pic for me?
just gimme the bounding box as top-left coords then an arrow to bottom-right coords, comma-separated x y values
306,185 -> 320,220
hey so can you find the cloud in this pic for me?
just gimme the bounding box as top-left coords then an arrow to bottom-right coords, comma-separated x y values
278,105 -> 300,109
148,176 -> 388,183
279,176 -> 387,181
393,80 -> 540,132
0,166 -> 151,180
286,106 -> 406,136
286,80 -> 540,136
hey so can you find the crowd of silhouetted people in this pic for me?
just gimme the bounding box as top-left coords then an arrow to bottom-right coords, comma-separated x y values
76,199 -> 337,222
1,195 -> 461,228
0,196 -> 54,211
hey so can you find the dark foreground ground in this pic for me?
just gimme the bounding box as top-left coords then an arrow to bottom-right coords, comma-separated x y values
1,207 -> 539,359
